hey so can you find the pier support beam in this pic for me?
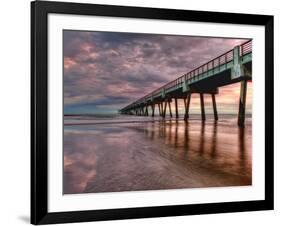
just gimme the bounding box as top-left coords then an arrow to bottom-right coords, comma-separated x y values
145,105 -> 149,116
168,100 -> 172,118
175,98 -> 179,118
200,93 -> 206,121
238,80 -> 247,127
211,94 -> 218,121
184,94 -> 191,121
163,100 -> 167,118
151,104 -> 155,117
158,103 -> 161,116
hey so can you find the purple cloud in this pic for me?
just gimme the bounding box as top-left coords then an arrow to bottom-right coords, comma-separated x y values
63,30 -> 248,114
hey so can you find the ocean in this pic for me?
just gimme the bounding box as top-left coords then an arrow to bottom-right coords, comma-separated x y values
63,114 -> 252,194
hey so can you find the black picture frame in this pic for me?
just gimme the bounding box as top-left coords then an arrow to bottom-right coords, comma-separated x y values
31,0 -> 274,224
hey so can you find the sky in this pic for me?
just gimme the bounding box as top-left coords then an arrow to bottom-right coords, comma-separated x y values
63,30 -> 252,115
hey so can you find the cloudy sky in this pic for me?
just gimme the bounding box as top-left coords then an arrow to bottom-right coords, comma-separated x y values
63,30 -> 252,115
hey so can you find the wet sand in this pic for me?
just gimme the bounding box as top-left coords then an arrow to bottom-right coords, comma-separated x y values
64,117 -> 252,194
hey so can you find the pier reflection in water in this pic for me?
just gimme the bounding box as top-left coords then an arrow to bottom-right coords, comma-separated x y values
64,117 -> 252,194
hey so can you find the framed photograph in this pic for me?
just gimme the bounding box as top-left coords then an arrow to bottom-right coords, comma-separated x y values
31,0 -> 274,224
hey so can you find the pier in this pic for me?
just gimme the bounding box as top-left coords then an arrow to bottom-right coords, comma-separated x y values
119,40 -> 252,126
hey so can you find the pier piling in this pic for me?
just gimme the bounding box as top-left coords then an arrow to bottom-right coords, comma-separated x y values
238,81 -> 247,126
212,94 -> 218,121
184,94 -> 191,121
175,98 -> 179,118
200,93 -> 206,121
163,100 -> 167,118
168,100 -> 172,118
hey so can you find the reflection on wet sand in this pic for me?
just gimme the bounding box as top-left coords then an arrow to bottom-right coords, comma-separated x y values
64,118 -> 252,194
